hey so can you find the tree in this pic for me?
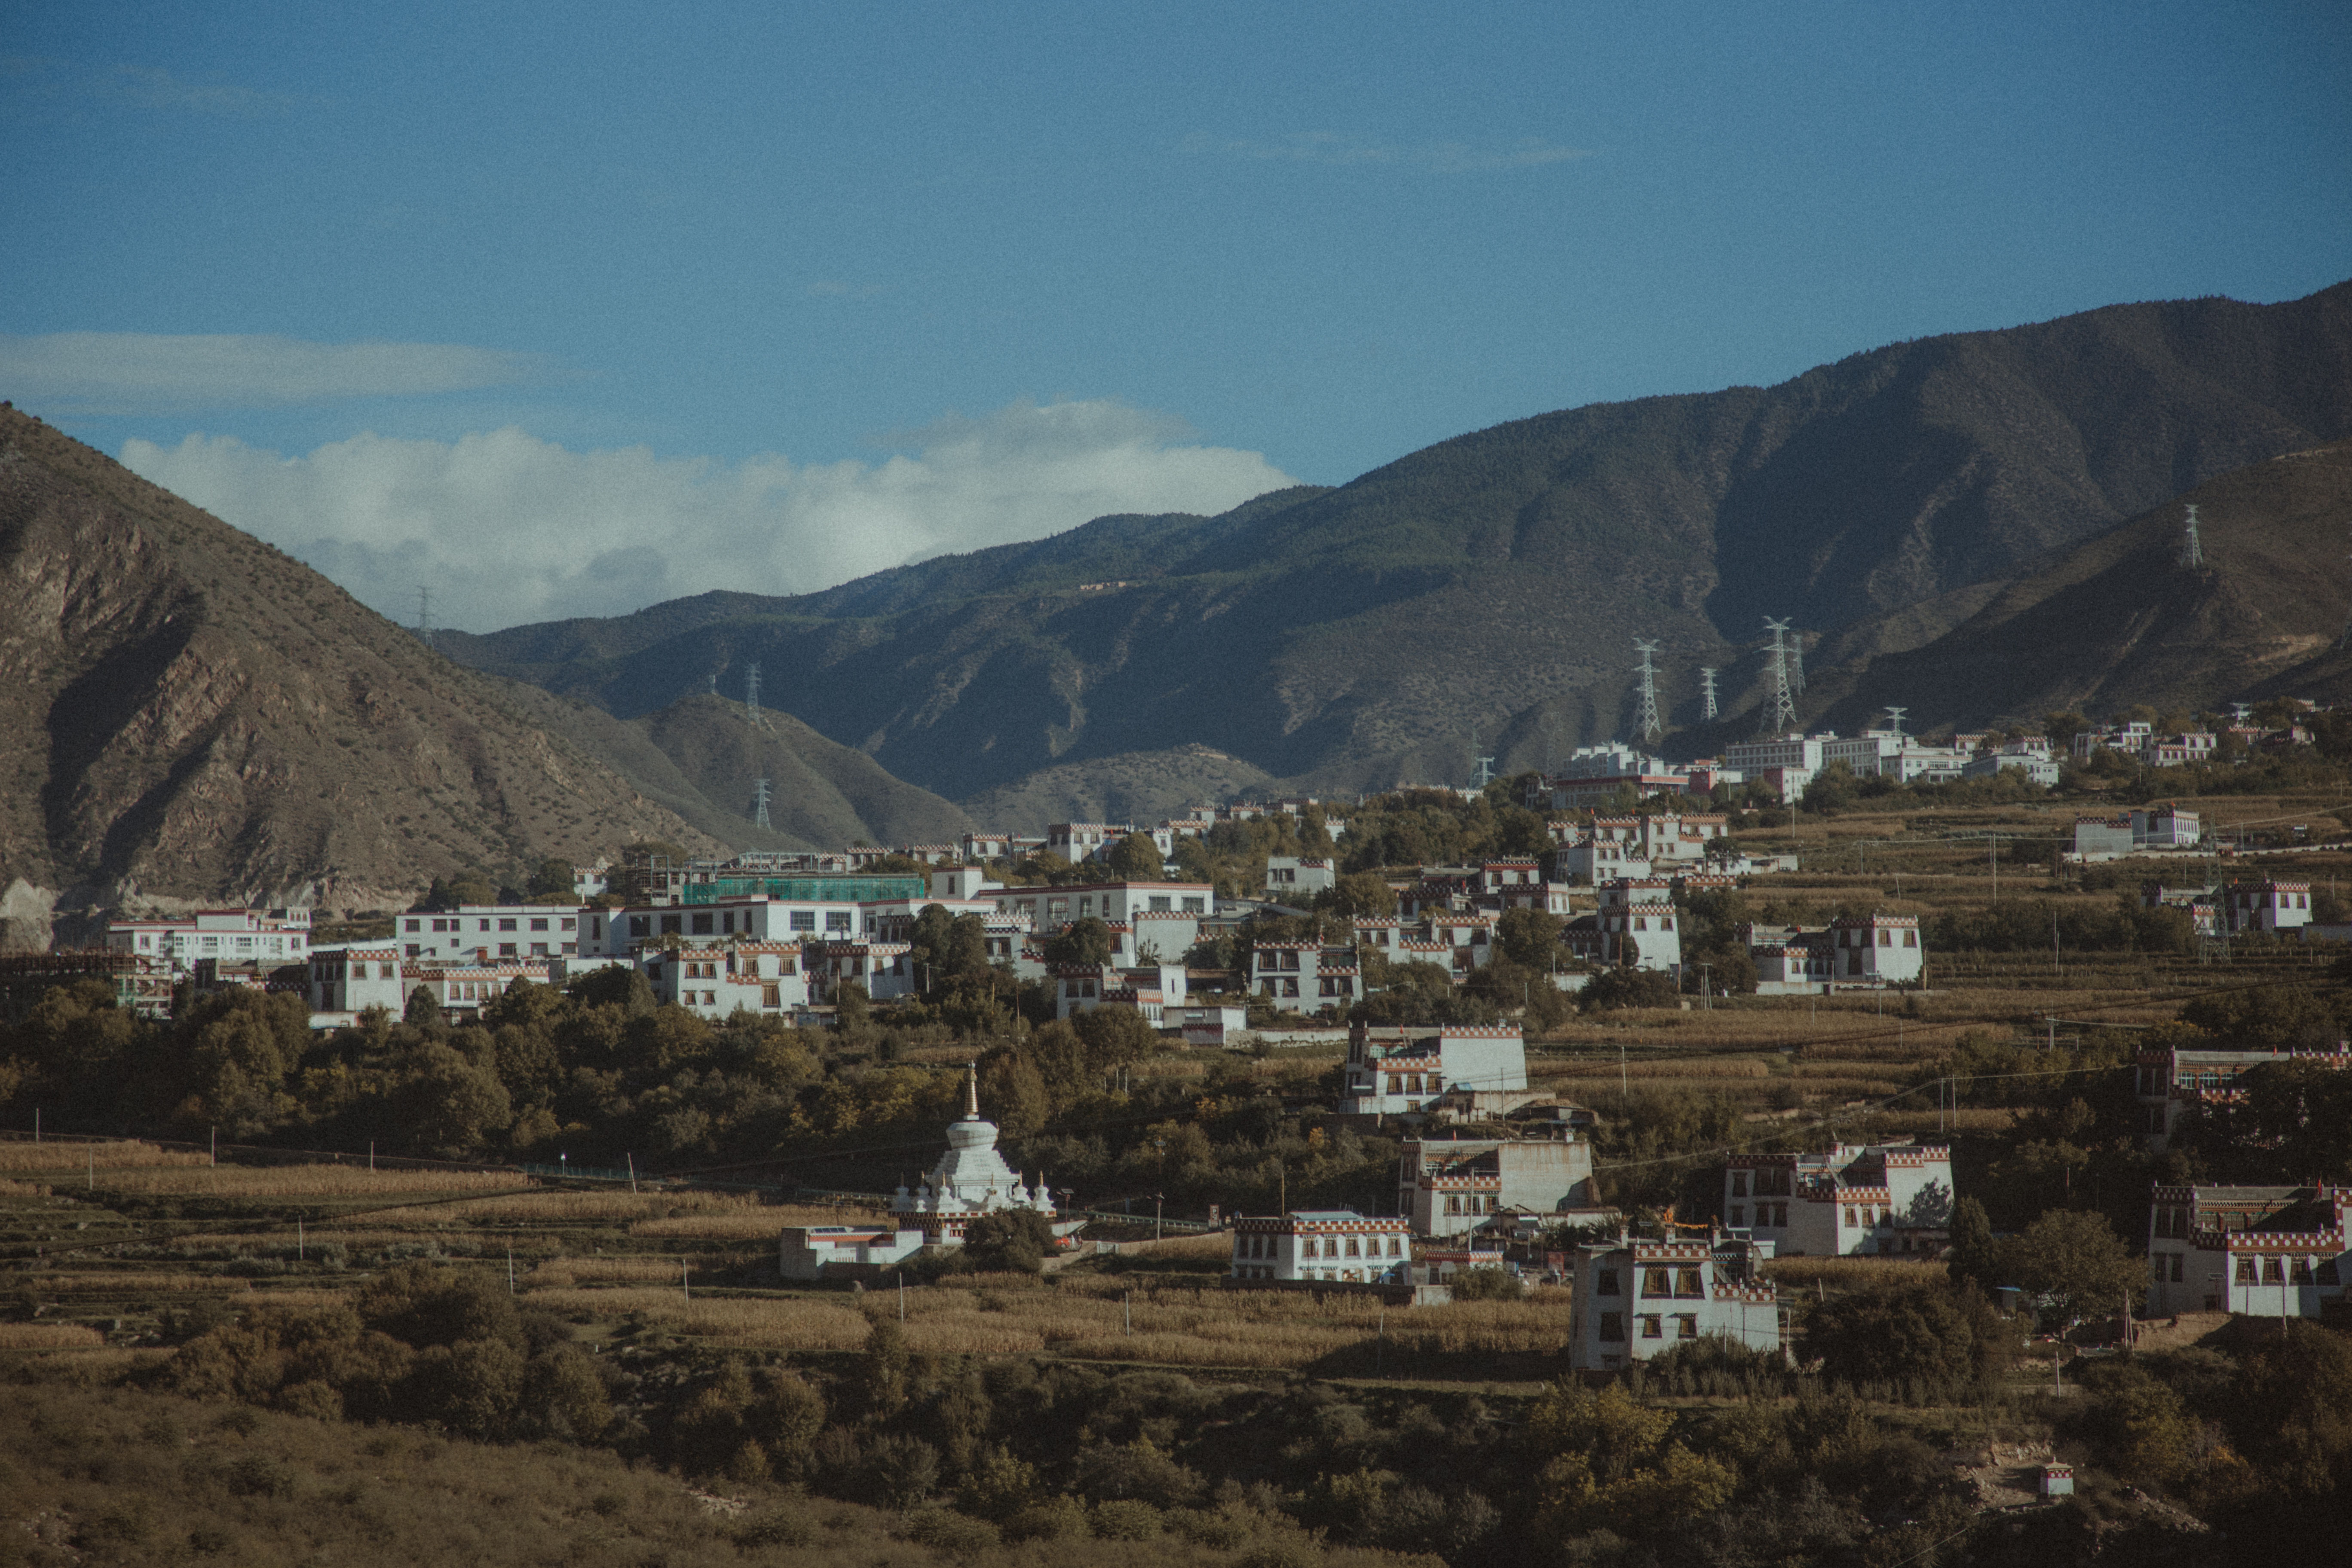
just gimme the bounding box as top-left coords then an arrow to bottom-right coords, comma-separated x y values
1104,833 -> 1167,882
1947,1195 -> 1996,1289
403,986 -> 443,1029
524,858 -> 576,899
2000,1208 -> 2142,1327
961,1208 -> 1057,1273
1071,1004 -> 1158,1073
1496,907 -> 1565,968
1042,917 -> 1114,969
1799,1281 -> 2014,1397
1328,871 -> 1398,919
1580,968 -> 1677,1012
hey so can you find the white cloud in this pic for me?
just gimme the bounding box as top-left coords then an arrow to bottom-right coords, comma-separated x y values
0,332 -> 547,413
119,400 -> 1297,632
1189,131 -> 1590,171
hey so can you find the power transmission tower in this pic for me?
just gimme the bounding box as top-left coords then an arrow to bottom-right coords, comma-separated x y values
1632,639 -> 1663,746
2179,504 -> 2203,569
743,661 -> 775,732
1883,706 -> 1907,738
1787,631 -> 1806,695
1699,666 -> 1718,722
1760,618 -> 1798,735
751,776 -> 772,830
415,586 -> 433,648
1469,729 -> 1495,790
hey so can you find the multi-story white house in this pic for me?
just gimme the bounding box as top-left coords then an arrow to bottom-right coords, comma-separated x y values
1266,857 -> 1337,896
1338,1024 -> 1527,1115
1567,1233 -> 1783,1372
1825,914 -> 1922,985
644,941 -> 812,1017
1252,942 -> 1362,1014
106,908 -> 311,975
410,961 -> 546,1017
1565,879 -> 1681,974
1725,1142 -> 1953,1256
395,904 -> 585,962
2145,1184 -> 2350,1318
308,945 -> 406,1014
1228,1210 -> 1412,1283
2222,878 -> 2311,936
2132,806 -> 2202,848
1724,734 -> 1826,799
1054,962 -> 1188,1023
1398,1134 -> 1598,1238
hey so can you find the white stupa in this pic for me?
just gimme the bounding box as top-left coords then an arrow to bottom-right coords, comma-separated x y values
892,1063 -> 1054,1244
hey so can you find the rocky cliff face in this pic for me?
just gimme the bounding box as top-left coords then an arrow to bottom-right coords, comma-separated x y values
0,406 -> 722,946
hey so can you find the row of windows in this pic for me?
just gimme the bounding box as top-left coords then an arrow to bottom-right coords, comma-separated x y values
1235,1235 -> 1404,1260
405,916 -> 576,934
628,911 -> 851,938
1442,1195 -> 1498,1216
1728,1170 -> 1794,1197
1728,1204 -> 1790,1228
1596,1312 -> 1700,1341
1590,1267 -> 1706,1298
2229,1255 -> 2342,1285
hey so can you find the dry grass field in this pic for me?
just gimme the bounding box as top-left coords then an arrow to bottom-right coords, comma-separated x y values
0,1139 -> 208,1172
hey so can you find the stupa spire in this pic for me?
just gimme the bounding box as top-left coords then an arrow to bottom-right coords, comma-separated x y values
965,1060 -> 980,1119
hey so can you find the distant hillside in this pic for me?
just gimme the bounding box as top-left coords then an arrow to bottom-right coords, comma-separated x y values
442,282 -> 2352,807
1797,440 -> 2352,735
628,695 -> 973,849
0,406 -> 723,944
958,744 -> 1281,834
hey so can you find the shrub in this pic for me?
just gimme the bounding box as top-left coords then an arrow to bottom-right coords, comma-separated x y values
1449,1266 -> 1525,1301
733,1508 -> 816,1548
1092,1498 -> 1163,1539
901,1508 -> 1000,1559
1003,1496 -> 1091,1541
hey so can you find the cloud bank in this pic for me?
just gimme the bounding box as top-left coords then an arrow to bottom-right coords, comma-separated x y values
0,332 -> 546,413
120,400 -> 1296,632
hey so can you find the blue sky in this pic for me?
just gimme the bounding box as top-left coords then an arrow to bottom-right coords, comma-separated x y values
4,2 -> 2348,629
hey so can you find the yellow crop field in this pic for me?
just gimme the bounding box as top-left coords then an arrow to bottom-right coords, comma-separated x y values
0,1323 -> 107,1349
1540,1058 -> 1770,1080
1763,1255 -> 1945,1289
631,1205 -> 879,1239
0,1140 -> 208,1173
22,1273 -> 249,1295
90,1166 -> 527,1199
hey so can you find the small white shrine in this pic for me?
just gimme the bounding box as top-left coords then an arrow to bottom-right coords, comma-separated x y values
892,1063 -> 1056,1244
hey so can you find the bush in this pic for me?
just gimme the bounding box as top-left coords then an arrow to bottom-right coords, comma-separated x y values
1582,968 -> 1679,1012
1004,1496 -> 1091,1541
1449,1266 -> 1525,1301
733,1508 -> 816,1548
900,1509 -> 999,1558
1092,1498 -> 1164,1539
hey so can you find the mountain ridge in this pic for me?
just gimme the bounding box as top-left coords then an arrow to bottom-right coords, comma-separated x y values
440,280 -> 2352,805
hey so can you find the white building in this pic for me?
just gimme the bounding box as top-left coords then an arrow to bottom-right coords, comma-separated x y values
1723,735 -> 1826,799
1725,1142 -> 1953,1257
1338,1025 -> 1527,1116
1228,1210 -> 1412,1283
410,962 -> 542,1017
2132,806 -> 2202,848
308,945 -> 406,1014
778,1224 -> 927,1281
1399,1135 -> 1599,1238
106,908 -> 311,975
891,1066 -> 1059,1246
1825,913 -> 1922,985
1251,941 -> 1363,1014
992,879 -> 1212,929
2145,1184 -> 2349,1318
1054,961 -> 1188,1023
2222,878 -> 2311,936
1567,879 -> 1681,974
1266,857 -> 1337,896
644,941 -> 812,1017
1961,748 -> 2060,787
1567,1234 -> 1782,1372
395,904 -> 586,962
